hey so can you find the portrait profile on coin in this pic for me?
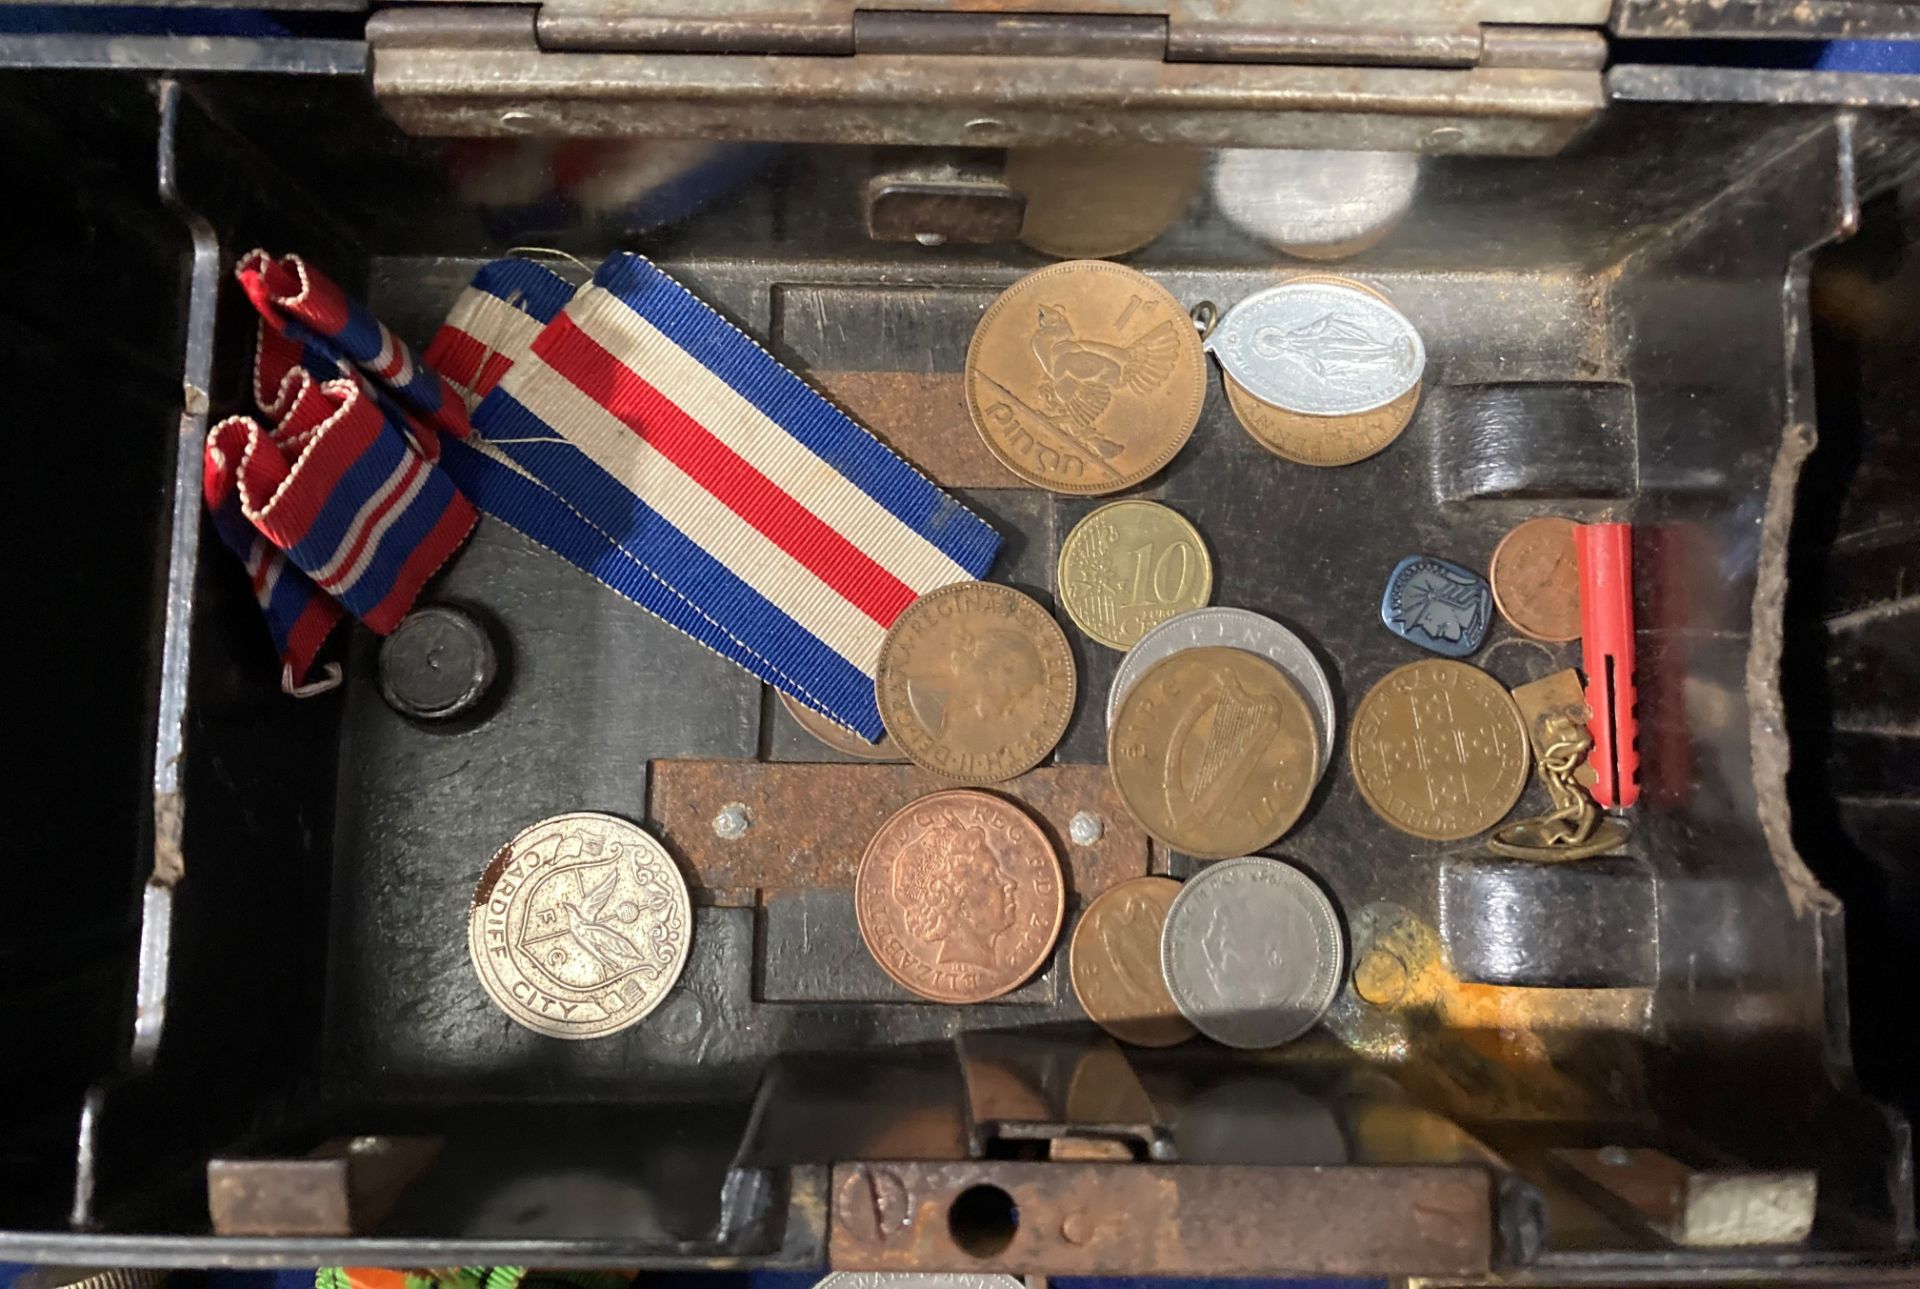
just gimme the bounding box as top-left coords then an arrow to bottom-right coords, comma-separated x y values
854,790 -> 1066,1003
891,820 -> 1020,969
906,623 -> 1045,738
876,582 -> 1076,784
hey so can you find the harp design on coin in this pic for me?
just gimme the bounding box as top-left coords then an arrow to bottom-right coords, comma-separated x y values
1252,311 -> 1415,383
1164,671 -> 1286,825
1098,891 -> 1169,1001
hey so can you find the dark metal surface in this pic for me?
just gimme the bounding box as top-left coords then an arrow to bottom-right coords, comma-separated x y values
1439,854 -> 1658,987
827,1158 -> 1496,1275
1430,381 -> 1636,501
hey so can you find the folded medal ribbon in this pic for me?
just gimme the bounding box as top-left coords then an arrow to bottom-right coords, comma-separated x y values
426,253 -> 1001,740
204,252 -> 479,686
238,248 -> 472,459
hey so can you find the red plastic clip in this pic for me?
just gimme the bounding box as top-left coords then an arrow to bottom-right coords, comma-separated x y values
1576,522 -> 1640,808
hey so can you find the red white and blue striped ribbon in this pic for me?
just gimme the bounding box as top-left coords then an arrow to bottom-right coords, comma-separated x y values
426,254 -> 1000,740
204,252 -> 479,685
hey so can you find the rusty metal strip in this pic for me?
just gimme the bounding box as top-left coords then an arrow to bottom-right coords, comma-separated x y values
828,1159 -> 1493,1275
649,762 -> 1149,901
208,1137 -> 442,1236
812,371 -> 1024,489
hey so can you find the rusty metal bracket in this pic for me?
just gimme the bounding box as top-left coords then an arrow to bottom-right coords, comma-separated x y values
1547,1146 -> 1818,1247
648,761 -> 1150,906
827,1159 -> 1494,1275
207,1137 -> 443,1236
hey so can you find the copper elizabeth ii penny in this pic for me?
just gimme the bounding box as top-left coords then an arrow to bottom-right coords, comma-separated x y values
1489,516 -> 1582,642
855,790 -> 1066,1004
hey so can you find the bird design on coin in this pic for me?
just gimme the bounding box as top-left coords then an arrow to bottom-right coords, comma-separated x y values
1031,304 -> 1181,455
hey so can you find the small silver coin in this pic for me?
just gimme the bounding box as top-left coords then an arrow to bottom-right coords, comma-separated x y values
1207,281 -> 1425,417
1210,149 -> 1421,259
1160,857 -> 1345,1050
817,1277 -> 1026,1289
1107,607 -> 1335,779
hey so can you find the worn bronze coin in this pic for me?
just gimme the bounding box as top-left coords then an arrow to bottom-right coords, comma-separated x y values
1070,876 -> 1195,1047
1108,647 -> 1320,858
876,581 -> 1076,783
1349,659 -> 1530,842
854,790 -> 1066,1003
467,812 -> 692,1040
778,689 -> 898,761
1006,144 -> 1207,260
1489,516 -> 1582,642
965,261 -> 1206,494
1058,500 -> 1213,650
1224,373 -> 1419,467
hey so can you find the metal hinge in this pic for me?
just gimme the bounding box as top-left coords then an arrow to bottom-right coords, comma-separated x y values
367,1 -> 1607,154
526,1 -> 1608,70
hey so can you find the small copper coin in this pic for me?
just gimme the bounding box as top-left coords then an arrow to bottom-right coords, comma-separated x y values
467,813 -> 693,1039
1349,659 -> 1531,842
965,261 -> 1206,494
1070,876 -> 1195,1047
854,790 -> 1066,1003
1489,516 -> 1582,642
876,581 -> 1076,784
1108,647 -> 1321,858
778,689 -> 898,760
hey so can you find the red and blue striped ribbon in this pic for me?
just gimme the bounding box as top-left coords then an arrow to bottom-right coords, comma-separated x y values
204,252 -> 480,684
426,254 -> 1000,740
238,249 -> 471,459
203,371 -> 476,680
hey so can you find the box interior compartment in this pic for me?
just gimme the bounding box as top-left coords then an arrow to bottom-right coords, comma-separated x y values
5,66 -> 1920,1277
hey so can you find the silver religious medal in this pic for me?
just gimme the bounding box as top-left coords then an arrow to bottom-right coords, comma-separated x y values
1206,281 -> 1425,417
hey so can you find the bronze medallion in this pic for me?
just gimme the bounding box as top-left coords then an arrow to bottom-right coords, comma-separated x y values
1349,659 -> 1531,841
1489,516 -> 1582,642
1218,272 -> 1417,467
876,581 -> 1076,784
778,689 -> 898,761
1057,500 -> 1213,650
1107,646 -> 1321,858
854,789 -> 1066,1003
1006,144 -> 1207,260
466,812 -> 693,1039
965,261 -> 1207,494
1070,876 -> 1195,1047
